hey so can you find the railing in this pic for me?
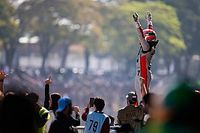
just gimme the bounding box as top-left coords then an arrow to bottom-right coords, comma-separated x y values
74,125 -> 120,133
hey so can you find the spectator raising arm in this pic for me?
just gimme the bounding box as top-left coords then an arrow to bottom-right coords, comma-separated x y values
44,76 -> 52,109
81,104 -> 90,121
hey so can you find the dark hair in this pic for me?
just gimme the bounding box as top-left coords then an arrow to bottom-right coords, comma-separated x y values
94,97 -> 105,112
26,92 -> 39,104
0,94 -> 37,133
50,93 -> 61,112
126,91 -> 137,104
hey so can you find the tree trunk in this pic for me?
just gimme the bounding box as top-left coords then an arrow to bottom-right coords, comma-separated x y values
4,44 -> 16,68
60,44 -> 69,68
84,48 -> 90,75
39,34 -> 54,75
41,52 -> 48,75
182,52 -> 191,77
12,48 -> 20,68
5,49 -> 14,68
125,58 -> 134,75
196,59 -> 200,79
174,56 -> 185,80
165,56 -> 171,75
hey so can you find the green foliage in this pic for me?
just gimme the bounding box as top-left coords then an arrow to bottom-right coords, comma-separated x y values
0,0 -> 19,67
17,0 -> 103,50
165,0 -> 200,55
0,0 -> 188,69
0,0 -> 18,44
104,1 -> 186,58
101,6 -> 137,61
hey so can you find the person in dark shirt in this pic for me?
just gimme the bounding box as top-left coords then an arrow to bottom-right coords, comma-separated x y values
0,94 -> 38,133
117,91 -> 144,133
43,76 -> 61,133
49,97 -> 80,133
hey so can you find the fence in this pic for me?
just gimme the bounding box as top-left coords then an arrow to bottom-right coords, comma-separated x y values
74,125 -> 120,133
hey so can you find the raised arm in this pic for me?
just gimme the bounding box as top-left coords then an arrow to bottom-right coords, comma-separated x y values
81,103 -> 90,121
133,12 -> 145,39
133,12 -> 150,51
146,12 -> 153,29
44,76 -> 52,110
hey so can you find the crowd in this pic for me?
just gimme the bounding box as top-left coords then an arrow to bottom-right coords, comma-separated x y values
3,68 -> 135,117
0,70 -> 200,133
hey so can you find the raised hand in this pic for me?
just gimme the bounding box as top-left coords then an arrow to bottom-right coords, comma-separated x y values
133,12 -> 139,22
146,11 -> 152,21
45,76 -> 52,85
73,106 -> 80,113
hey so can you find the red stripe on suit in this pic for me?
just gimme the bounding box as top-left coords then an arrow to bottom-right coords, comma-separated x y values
140,55 -> 147,88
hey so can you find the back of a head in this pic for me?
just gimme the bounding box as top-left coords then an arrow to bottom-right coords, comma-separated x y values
126,91 -> 138,105
0,94 -> 37,133
50,93 -> 61,112
26,92 -> 39,104
94,97 -> 105,112
163,82 -> 200,132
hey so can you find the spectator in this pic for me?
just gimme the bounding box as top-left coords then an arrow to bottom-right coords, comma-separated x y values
161,83 -> 200,133
27,92 -> 49,133
49,97 -> 80,133
0,94 -> 38,133
117,91 -> 144,133
141,82 -> 200,133
44,76 -> 61,133
44,76 -> 61,113
82,97 -> 110,133
49,93 -> 61,112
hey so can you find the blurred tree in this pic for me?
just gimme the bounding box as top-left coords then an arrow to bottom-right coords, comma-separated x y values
101,5 -> 137,73
17,0 -> 71,74
64,0 -> 102,74
164,0 -> 200,79
17,0 -> 104,74
77,1 -> 104,74
102,1 -> 185,74
0,0 -> 19,68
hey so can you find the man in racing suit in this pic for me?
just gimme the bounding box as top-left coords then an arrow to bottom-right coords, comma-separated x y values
133,12 -> 159,102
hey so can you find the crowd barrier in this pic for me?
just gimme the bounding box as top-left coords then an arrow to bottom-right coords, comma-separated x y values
74,125 -> 120,133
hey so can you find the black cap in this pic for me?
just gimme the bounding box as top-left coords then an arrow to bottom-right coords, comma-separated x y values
126,91 -> 137,102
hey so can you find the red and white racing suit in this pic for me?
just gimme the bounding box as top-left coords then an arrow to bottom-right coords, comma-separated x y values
134,19 -> 156,102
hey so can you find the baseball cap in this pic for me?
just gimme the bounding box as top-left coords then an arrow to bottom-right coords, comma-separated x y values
126,91 -> 137,102
56,97 -> 72,112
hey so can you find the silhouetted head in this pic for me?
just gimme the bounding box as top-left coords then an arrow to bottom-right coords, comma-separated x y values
163,82 -> 200,132
50,93 -> 61,112
0,94 -> 37,133
26,92 -> 39,104
126,91 -> 138,105
94,97 -> 105,112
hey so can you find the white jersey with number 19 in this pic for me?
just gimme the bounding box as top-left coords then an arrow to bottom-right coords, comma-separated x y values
84,111 -> 108,133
